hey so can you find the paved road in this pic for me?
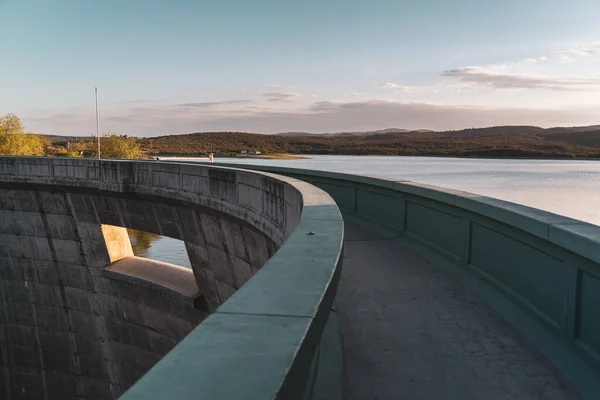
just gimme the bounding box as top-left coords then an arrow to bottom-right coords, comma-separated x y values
336,222 -> 580,400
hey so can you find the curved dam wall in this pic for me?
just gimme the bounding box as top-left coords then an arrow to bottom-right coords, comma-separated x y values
205,162 -> 600,399
0,158 -> 344,400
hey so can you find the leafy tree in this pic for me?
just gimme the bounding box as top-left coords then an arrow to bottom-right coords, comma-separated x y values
69,135 -> 143,159
0,133 -> 48,156
101,135 -> 142,159
46,145 -> 80,157
0,113 -> 49,156
0,113 -> 24,135
66,140 -> 93,157
127,229 -> 161,256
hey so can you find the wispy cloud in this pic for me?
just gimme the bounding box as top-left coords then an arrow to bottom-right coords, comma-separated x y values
380,82 -> 403,89
488,42 -> 600,67
23,98 -> 599,136
551,42 -> 600,61
261,92 -> 303,102
266,84 -> 305,91
175,100 -> 252,108
441,67 -> 600,91
241,86 -> 304,102
380,82 -> 434,93
438,42 -> 600,91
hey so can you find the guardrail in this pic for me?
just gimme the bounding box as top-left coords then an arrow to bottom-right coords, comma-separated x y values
203,162 -> 600,399
0,157 -> 344,400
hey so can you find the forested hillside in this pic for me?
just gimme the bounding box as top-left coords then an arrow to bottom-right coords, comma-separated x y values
130,127 -> 600,158
41,124 -> 600,159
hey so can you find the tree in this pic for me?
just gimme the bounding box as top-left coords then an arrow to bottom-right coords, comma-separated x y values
0,113 -> 49,156
68,135 -> 142,159
100,135 -> 142,159
127,229 -> 161,256
67,140 -> 93,157
0,113 -> 24,135
0,132 -> 48,156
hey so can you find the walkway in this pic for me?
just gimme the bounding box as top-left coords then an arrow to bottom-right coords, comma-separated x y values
337,222 -> 580,400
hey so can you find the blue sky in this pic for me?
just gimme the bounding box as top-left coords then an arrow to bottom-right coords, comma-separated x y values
2,0 -> 600,136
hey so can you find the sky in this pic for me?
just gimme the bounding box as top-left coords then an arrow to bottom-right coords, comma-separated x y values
2,0 -> 600,136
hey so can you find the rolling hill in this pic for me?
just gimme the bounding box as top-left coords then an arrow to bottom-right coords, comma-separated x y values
43,124 -> 600,159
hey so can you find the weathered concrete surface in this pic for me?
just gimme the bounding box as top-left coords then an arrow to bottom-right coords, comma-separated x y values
0,188 -> 207,399
0,158 -> 311,399
120,197 -> 344,400
338,222 -> 580,400
105,257 -> 200,297
101,225 -> 134,262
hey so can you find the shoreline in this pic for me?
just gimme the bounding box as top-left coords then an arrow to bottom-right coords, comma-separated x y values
231,154 -> 310,160
152,153 -> 600,162
155,153 -> 311,160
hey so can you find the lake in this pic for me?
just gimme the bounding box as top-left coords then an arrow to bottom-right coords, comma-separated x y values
135,156 -> 600,268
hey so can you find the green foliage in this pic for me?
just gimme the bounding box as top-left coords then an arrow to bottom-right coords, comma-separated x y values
67,135 -> 143,159
0,133 -> 48,156
137,129 -> 600,159
46,146 -> 81,158
100,135 -> 142,159
127,229 -> 161,256
138,132 -> 290,156
0,114 -> 48,156
0,113 -> 24,135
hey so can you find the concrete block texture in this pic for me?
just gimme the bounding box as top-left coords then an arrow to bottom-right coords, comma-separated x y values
0,158 -> 311,399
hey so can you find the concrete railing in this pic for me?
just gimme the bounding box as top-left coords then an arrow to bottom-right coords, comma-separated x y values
0,157 -> 344,400
203,162 -> 600,399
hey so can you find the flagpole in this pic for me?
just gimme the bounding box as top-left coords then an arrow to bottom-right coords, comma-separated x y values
95,87 -> 100,159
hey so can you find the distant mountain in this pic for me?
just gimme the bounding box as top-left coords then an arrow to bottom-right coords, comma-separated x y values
277,125 -> 600,138
276,128 -> 434,137
543,125 -> 600,134
44,134 -> 91,144
41,125 -> 600,156
130,127 -> 600,159
439,126 -> 545,137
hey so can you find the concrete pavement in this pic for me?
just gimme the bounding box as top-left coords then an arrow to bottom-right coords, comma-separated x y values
336,222 -> 580,400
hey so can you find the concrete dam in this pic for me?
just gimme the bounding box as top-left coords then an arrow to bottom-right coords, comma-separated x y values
1,157 -> 600,399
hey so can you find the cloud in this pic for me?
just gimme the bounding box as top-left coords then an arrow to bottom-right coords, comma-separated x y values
521,58 -> 537,64
241,87 -> 304,102
53,112 -> 80,120
22,98 -> 600,136
553,42 -> 600,59
439,41 -> 600,92
380,82 -> 432,93
310,101 -> 343,112
175,100 -> 251,108
441,67 -> 600,91
510,42 -> 600,65
261,92 -> 303,102
381,82 -> 402,89
266,84 -> 304,91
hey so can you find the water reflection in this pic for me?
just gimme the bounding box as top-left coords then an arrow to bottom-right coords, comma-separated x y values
127,229 -> 161,257
127,229 -> 192,268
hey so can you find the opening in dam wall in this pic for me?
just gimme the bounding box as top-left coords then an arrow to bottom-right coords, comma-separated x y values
127,228 -> 192,268
0,157 -> 344,400
200,161 -> 600,400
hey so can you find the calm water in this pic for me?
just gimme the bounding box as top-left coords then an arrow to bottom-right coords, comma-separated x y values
137,156 -> 600,267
